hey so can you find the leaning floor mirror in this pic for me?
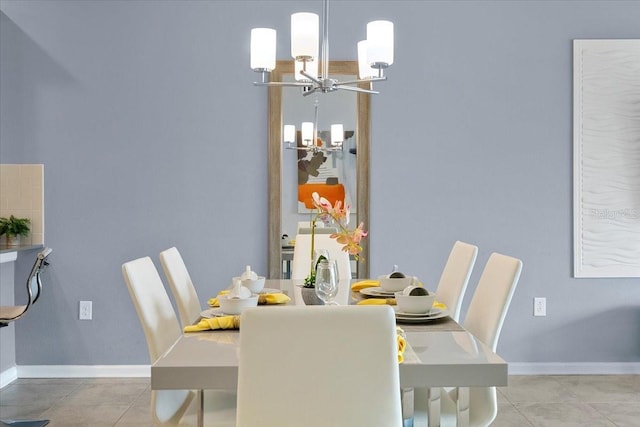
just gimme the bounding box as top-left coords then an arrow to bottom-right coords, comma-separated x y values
267,60 -> 370,280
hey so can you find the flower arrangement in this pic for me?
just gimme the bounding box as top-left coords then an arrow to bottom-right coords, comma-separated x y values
303,192 -> 367,287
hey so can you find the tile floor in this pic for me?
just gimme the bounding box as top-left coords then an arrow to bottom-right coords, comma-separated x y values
1,375 -> 639,426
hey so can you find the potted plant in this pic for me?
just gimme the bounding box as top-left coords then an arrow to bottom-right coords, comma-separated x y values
0,215 -> 31,246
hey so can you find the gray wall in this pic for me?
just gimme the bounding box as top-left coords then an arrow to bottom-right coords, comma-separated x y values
0,0 -> 638,367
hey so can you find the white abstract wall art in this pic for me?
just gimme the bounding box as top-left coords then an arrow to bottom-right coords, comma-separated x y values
573,40 -> 640,278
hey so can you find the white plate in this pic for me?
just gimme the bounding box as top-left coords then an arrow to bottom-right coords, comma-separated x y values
394,308 -> 449,323
359,287 -> 396,297
395,308 -> 444,318
200,308 -> 226,318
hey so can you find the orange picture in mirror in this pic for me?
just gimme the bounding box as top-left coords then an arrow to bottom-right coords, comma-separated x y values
298,183 -> 346,209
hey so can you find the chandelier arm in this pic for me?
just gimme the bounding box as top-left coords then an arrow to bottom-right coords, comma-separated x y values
299,70 -> 323,86
286,146 -> 343,152
253,81 -> 313,88
334,76 -> 388,86
302,88 -> 320,96
335,85 -> 380,95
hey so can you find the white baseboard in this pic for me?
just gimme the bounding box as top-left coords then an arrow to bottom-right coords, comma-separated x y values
510,362 -> 640,375
16,365 -> 150,379
0,366 -> 18,388
3,363 -> 639,389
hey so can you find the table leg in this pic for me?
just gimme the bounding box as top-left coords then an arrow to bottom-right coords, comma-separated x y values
197,389 -> 204,427
455,387 -> 470,427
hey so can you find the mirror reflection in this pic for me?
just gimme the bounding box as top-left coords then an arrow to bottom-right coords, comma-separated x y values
267,61 -> 370,280
281,75 -> 358,240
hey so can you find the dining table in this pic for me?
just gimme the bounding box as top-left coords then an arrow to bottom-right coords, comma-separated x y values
151,279 -> 508,427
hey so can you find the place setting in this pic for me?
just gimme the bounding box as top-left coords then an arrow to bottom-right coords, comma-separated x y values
188,266 -> 291,331
352,266 -> 449,323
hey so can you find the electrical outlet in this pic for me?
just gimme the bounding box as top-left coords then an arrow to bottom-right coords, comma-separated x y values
534,297 -> 546,317
79,301 -> 92,320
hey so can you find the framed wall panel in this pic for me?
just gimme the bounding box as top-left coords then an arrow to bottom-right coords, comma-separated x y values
573,40 -> 640,278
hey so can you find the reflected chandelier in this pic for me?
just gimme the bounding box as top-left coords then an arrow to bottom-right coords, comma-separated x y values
250,0 -> 394,95
283,99 -> 345,153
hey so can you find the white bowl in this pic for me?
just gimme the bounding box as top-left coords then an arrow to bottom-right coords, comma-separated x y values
394,291 -> 435,314
233,276 -> 266,293
378,274 -> 415,292
218,295 -> 258,315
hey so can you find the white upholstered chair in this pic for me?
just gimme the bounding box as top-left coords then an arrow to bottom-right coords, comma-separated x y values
408,241 -> 477,425
236,305 -> 403,427
122,257 -> 236,427
159,247 -> 202,328
435,241 -> 478,322
290,233 -> 351,305
414,252 -> 522,427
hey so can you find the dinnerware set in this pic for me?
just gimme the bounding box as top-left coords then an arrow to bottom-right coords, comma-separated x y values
357,268 -> 447,323
217,265 -> 270,314
394,291 -> 436,314
232,265 -> 266,293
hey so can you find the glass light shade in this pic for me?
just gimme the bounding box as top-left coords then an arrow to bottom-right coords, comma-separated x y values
366,20 -> 394,66
284,125 -> 296,143
291,12 -> 319,59
295,57 -> 318,81
331,124 -> 344,146
357,40 -> 376,79
250,28 -> 276,71
301,122 -> 314,146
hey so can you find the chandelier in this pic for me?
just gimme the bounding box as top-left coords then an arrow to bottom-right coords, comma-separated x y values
283,99 -> 345,153
250,0 -> 394,96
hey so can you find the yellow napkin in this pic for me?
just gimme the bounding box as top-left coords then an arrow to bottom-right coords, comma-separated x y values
397,327 -> 406,364
433,301 -> 447,310
356,298 -> 396,306
184,315 -> 240,332
350,280 -> 380,292
257,293 -> 291,305
208,292 -> 290,308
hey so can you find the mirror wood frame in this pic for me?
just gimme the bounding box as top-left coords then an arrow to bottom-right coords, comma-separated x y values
267,60 -> 370,279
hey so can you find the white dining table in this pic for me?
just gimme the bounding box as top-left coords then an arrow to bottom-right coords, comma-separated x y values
151,280 -> 508,427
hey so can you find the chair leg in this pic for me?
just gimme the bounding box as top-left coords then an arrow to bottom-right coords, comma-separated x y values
196,389 -> 204,427
401,387 -> 414,420
427,387 -> 441,427
454,387 -> 470,427
413,387 -> 440,427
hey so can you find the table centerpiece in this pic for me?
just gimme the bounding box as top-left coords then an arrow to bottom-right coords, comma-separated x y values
303,191 -> 367,288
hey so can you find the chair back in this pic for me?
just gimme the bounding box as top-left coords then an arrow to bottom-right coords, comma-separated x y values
435,241 -> 478,322
463,252 -> 522,351
122,256 -> 194,425
237,305 -> 403,427
291,234 -> 351,305
160,247 -> 202,328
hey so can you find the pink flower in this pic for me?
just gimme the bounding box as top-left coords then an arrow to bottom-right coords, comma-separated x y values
311,191 -> 367,259
312,192 -> 332,211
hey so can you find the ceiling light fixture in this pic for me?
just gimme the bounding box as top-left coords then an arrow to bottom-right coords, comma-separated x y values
250,0 -> 394,96
283,99 -> 344,153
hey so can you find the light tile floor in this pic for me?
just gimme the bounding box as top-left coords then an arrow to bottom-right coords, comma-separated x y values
1,375 -> 639,426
